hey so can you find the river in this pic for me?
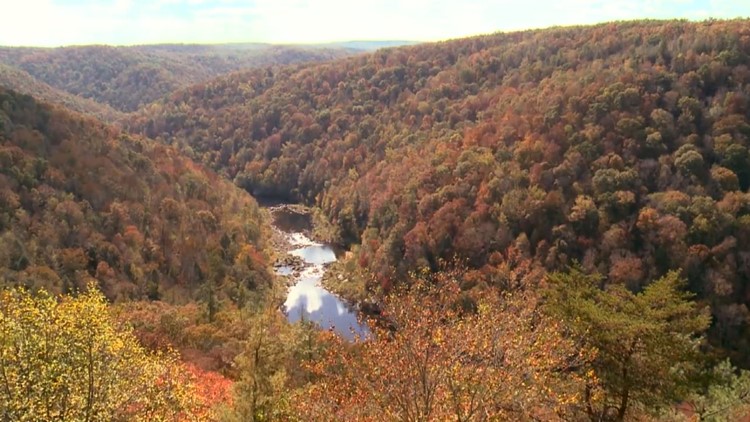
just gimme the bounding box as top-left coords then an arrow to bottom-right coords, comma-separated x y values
269,205 -> 369,340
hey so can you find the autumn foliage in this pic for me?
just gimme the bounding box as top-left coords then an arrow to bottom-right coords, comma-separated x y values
0,45 -> 353,113
185,363 -> 234,418
294,271 -> 591,421
0,285 -> 201,421
127,19 -> 750,364
0,87 -> 272,304
3,18 -> 750,421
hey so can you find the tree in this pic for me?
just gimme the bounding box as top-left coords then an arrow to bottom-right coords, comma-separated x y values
545,267 -> 711,421
680,360 -> 750,422
675,149 -> 705,178
295,272 -> 590,421
222,307 -> 295,422
0,284 -> 199,421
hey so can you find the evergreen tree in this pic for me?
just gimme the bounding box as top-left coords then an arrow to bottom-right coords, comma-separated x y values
545,268 -> 711,420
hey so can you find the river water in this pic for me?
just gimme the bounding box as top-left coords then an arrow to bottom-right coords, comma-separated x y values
271,206 -> 369,340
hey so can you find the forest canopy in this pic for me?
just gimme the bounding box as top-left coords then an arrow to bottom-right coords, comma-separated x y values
127,19 -> 750,364
0,87 -> 272,303
2,18 -> 750,421
0,44 -> 354,113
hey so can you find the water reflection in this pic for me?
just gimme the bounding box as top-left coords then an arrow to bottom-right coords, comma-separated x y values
273,207 -> 369,340
290,245 -> 336,265
283,268 -> 366,340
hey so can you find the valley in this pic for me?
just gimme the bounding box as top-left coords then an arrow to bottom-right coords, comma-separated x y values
269,204 -> 368,339
1,17 -> 750,421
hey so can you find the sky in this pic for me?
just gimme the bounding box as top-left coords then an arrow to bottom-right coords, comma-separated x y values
0,0 -> 748,47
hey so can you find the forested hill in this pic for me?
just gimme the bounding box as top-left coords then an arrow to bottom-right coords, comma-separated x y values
0,87 -> 272,303
0,63 -> 123,121
0,44 -> 354,113
127,19 -> 750,362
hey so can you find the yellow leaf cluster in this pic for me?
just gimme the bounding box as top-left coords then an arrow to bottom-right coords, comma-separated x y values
0,285 -> 202,421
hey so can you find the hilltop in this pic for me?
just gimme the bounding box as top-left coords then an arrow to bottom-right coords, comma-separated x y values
126,19 -> 750,363
0,44 -> 355,113
0,63 -> 123,121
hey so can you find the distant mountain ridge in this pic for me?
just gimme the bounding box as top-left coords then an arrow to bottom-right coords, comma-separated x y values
0,63 -> 123,122
313,40 -> 422,51
0,43 -> 356,113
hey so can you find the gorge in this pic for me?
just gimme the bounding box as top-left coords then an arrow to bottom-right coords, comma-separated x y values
270,205 -> 369,340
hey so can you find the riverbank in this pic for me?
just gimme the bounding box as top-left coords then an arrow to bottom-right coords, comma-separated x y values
320,256 -> 371,305
265,204 -> 369,339
265,203 -> 341,244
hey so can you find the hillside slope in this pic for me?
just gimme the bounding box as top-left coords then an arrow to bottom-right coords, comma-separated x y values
0,64 -> 123,121
126,19 -> 750,361
0,44 -> 354,112
0,87 -> 271,303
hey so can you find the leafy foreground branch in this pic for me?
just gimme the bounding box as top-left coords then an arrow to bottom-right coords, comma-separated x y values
291,272 -> 590,421
0,285 -> 203,421
5,271 -> 750,421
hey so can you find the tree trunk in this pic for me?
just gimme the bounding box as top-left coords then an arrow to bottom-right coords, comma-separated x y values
616,366 -> 629,421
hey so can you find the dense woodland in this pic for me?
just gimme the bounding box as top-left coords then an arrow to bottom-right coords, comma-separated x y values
0,87 -> 273,301
0,63 -> 124,121
128,19 -> 750,365
0,44 -> 354,113
3,19 -> 750,421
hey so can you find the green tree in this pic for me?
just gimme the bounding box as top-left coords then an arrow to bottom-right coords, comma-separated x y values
675,149 -> 705,178
545,268 -> 711,421
683,360 -> 750,422
222,307 -> 298,422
